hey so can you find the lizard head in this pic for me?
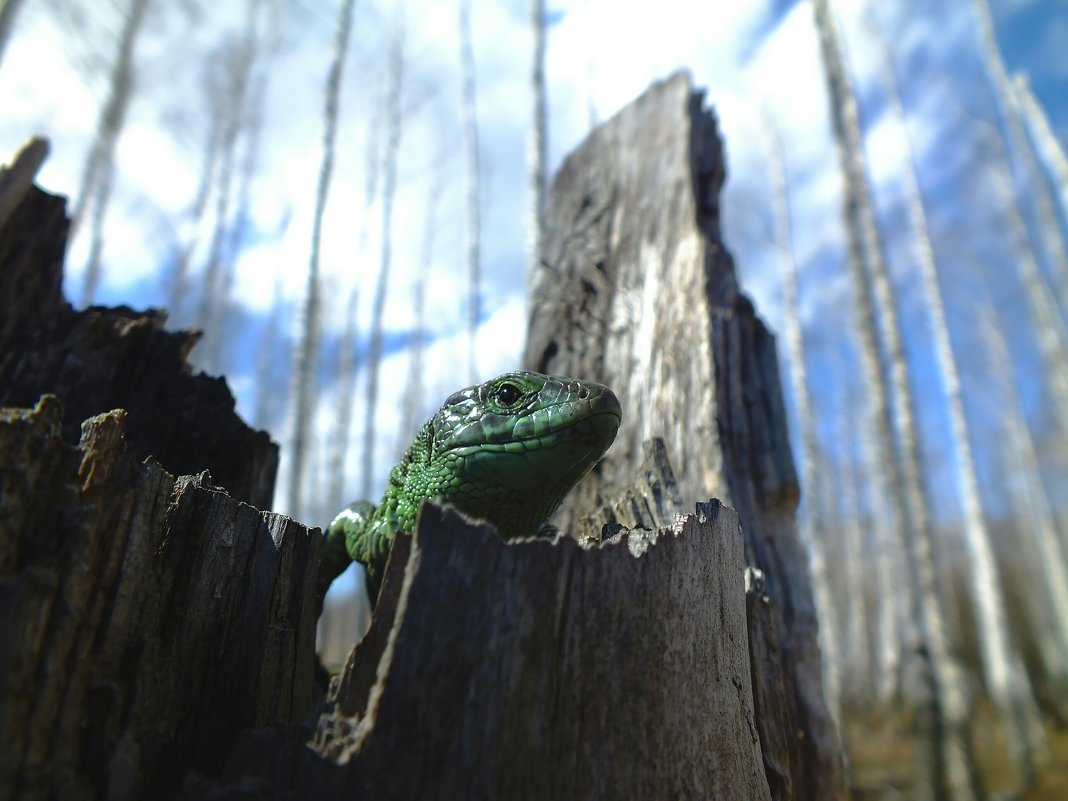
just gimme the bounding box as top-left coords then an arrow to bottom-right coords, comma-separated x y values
415,370 -> 622,537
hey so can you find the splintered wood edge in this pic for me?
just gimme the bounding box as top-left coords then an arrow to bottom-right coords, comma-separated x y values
319,498 -> 750,763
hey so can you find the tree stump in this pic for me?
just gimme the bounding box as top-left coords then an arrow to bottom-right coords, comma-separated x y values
526,71 -> 845,801
0,150 -> 316,801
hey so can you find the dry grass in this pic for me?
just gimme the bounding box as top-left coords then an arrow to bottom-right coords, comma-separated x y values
842,705 -> 1068,800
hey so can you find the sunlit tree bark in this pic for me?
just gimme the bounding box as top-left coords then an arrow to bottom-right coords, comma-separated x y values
288,0 -> 357,518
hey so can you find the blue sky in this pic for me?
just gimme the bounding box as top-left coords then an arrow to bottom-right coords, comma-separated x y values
1,0 -> 1065,545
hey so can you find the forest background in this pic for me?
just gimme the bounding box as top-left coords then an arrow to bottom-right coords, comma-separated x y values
1,0 -> 1066,796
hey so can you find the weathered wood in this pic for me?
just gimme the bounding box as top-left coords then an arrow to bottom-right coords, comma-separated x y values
292,500 -> 770,800
0,396 -> 320,801
0,180 -> 277,510
0,158 -> 317,801
525,71 -> 844,800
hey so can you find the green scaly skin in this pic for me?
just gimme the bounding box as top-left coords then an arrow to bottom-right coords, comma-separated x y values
317,371 -> 622,606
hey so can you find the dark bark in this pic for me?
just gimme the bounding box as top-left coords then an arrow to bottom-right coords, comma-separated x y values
525,71 -> 844,801
234,498 -> 768,801
0,397 -> 319,801
0,178 -> 277,510
0,160 -> 318,800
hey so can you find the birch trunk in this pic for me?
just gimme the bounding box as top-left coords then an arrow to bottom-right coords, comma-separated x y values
981,120 -> 1068,451
287,0 -> 356,518
1011,73 -> 1068,220
972,0 -> 1068,318
766,119 -> 841,728
527,0 -> 547,281
328,286 -> 359,515
978,300 -> 1068,708
809,2 -> 977,797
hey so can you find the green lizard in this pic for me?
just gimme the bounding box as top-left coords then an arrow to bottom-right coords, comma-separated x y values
317,370 -> 622,606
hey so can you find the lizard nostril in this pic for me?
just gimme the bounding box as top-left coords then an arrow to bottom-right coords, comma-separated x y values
578,386 -> 590,400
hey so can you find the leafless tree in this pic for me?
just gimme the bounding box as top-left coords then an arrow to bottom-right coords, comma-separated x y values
328,286 -> 359,516
972,0 -> 1068,320
765,116 -> 841,728
977,297 -> 1068,707
977,113 -> 1068,446
254,278 -> 285,431
359,11 -> 405,500
287,0 -> 357,519
459,0 -> 481,382
1011,73 -> 1068,217
527,0 -> 547,280
810,2 -> 977,797
0,0 -> 28,72
75,0 -> 153,306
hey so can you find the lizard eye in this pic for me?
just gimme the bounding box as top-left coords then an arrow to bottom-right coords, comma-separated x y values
496,382 -> 522,407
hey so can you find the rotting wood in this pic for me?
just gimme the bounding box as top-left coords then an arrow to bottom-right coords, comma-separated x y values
525,71 -> 845,801
0,397 -> 319,801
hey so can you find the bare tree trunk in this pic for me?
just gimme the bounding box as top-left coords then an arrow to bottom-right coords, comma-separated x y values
527,0 -> 547,281
973,0 -> 1068,318
978,297 -> 1068,705
359,13 -> 404,499
1012,73 -> 1068,218
288,0 -> 356,519
459,0 -> 481,382
0,0 -> 29,72
253,278 -> 284,430
979,117 -> 1068,448
766,118 -> 841,730
328,286 -> 359,515
879,24 -> 1045,788
809,2 -> 977,798
75,0 -> 152,306
830,347 -> 875,705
